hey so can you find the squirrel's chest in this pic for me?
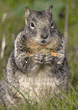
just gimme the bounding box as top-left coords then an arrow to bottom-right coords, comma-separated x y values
25,62 -> 55,77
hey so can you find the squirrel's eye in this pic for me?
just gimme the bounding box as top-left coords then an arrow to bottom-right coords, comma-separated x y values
51,22 -> 54,29
30,21 -> 35,29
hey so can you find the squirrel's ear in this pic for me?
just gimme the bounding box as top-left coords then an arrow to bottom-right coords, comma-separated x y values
25,7 -> 31,25
48,5 -> 53,14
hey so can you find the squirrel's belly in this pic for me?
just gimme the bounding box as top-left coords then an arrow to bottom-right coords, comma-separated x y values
10,68 -> 61,104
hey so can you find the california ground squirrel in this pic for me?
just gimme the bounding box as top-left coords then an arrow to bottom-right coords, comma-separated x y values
0,5 -> 69,109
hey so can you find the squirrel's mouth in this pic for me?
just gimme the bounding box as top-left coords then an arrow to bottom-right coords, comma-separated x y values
41,40 -> 46,44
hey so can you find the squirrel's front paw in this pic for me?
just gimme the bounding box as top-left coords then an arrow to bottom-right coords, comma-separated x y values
43,53 -> 53,64
33,53 -> 43,64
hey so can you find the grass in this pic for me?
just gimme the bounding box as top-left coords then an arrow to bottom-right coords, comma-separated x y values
0,0 -> 78,110
0,83 -> 78,110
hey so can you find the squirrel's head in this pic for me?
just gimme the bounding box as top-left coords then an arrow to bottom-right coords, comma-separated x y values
25,5 -> 58,45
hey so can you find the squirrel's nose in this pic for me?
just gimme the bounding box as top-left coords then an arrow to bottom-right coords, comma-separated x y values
41,34 -> 48,39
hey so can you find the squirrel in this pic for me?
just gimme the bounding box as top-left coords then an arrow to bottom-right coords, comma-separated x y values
0,5 -> 69,108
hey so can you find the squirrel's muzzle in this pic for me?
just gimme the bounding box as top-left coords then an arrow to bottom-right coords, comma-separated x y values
41,34 -> 48,39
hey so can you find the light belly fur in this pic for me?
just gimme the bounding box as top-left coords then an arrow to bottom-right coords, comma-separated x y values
6,65 -> 61,105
